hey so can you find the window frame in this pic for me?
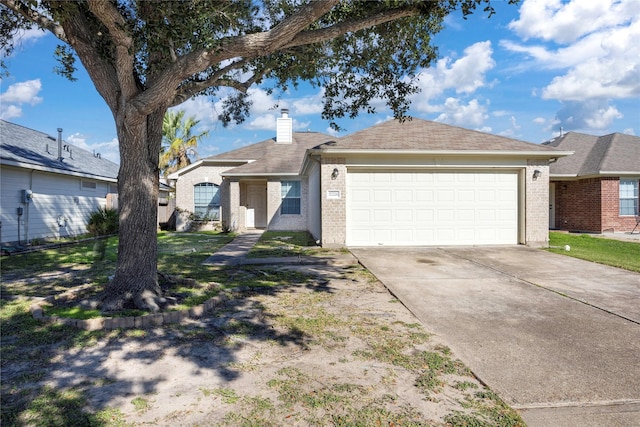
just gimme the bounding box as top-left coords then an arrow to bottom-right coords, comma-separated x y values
619,179 -> 639,216
193,182 -> 221,220
280,180 -> 301,215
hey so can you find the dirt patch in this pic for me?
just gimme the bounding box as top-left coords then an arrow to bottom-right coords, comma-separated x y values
2,262 -> 522,426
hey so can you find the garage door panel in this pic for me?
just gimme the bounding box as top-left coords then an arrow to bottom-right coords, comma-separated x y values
394,209 -> 413,221
373,190 -> 392,202
395,189 -> 413,202
347,170 -> 518,246
351,189 -> 370,202
373,209 -> 392,222
416,190 -> 434,201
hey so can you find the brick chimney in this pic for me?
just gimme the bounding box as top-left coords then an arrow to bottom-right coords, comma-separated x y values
276,109 -> 292,144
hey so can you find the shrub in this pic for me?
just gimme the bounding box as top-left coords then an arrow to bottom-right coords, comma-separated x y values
87,207 -> 119,237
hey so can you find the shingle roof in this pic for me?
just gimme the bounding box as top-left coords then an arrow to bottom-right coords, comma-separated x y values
212,132 -> 333,176
0,120 -> 119,180
543,131 -> 640,176
187,118 -> 569,177
317,118 -> 563,153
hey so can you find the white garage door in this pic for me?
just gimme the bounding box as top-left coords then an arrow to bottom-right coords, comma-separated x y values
347,170 -> 519,246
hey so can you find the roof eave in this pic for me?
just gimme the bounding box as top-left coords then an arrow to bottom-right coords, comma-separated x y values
222,172 -> 300,178
1,158 -> 118,182
550,172 -> 640,180
167,158 -> 255,179
312,149 -> 573,158
599,171 -> 640,176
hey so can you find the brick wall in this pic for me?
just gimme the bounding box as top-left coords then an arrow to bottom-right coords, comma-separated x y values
525,161 -> 550,247
601,178 -> 639,232
267,178 -> 309,231
174,165 -> 232,215
320,157 -> 347,247
554,178 -> 602,232
553,177 -> 640,233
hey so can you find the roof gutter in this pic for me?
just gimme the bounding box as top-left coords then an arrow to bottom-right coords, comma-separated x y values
0,158 -> 118,182
309,148 -> 574,159
222,172 -> 299,178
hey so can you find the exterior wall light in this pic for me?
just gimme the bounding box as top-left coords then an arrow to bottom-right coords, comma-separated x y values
331,168 -> 339,180
533,169 -> 542,180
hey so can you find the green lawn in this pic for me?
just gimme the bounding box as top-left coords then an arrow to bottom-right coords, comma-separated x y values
247,231 -> 343,258
547,232 -> 640,273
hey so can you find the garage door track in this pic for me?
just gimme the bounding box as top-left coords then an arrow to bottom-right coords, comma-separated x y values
351,245 -> 640,427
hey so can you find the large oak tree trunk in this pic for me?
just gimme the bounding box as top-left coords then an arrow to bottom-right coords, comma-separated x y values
102,109 -> 165,312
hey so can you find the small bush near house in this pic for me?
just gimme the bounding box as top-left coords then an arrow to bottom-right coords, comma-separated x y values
87,207 -> 119,260
87,207 -> 119,237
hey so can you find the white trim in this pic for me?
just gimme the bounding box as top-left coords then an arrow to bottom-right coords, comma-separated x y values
0,159 -> 117,182
312,148 -> 573,158
167,159 -> 253,179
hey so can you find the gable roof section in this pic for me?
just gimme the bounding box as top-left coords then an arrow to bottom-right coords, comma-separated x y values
544,131 -> 640,177
219,132 -> 333,177
0,120 -> 119,181
314,119 -> 567,157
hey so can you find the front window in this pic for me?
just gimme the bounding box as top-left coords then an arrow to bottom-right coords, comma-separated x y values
194,183 -> 220,220
619,179 -> 639,216
281,181 -> 300,214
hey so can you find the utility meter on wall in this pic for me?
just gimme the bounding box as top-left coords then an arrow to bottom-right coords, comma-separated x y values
22,189 -> 33,203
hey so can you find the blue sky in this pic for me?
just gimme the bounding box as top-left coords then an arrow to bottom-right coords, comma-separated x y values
1,0 -> 639,165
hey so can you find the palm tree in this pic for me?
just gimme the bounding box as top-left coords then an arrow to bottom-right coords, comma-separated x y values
160,110 -> 209,177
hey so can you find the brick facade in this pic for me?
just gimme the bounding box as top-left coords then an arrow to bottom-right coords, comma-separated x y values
525,161 -> 550,247
320,157 -> 347,247
553,177 -> 640,233
174,156 -> 559,248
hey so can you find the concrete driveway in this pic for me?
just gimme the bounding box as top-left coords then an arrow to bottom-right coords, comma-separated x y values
351,246 -> 640,427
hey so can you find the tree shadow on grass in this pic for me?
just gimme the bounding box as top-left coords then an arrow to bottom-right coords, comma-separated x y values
0,264 -> 340,426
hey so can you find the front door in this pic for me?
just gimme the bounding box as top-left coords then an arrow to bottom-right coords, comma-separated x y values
246,183 -> 267,228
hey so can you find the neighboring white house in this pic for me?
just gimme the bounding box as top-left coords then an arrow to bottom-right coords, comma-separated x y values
1,120 -> 119,246
168,111 -> 573,248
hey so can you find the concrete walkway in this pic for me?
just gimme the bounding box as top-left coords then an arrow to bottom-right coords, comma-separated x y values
202,229 -> 265,266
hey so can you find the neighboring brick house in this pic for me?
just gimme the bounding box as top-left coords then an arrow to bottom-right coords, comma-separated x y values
544,132 -> 640,233
169,111 -> 570,248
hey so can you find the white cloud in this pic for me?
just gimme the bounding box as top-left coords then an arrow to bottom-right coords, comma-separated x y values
0,79 -> 43,120
497,116 -> 522,137
0,104 -> 22,120
246,113 -> 277,131
555,100 -> 623,131
293,120 -> 312,132
291,89 -> 325,116
533,117 -> 546,124
434,98 -> 488,127
324,126 -> 340,137
412,41 -> 495,112
1,28 -> 48,58
508,0 -> 638,44
67,133 -> 121,164
443,41 -> 496,94
1,79 -> 43,104
622,128 -> 635,135
502,0 -> 640,103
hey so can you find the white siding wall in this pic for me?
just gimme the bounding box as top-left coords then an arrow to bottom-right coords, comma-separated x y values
0,166 -> 110,244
